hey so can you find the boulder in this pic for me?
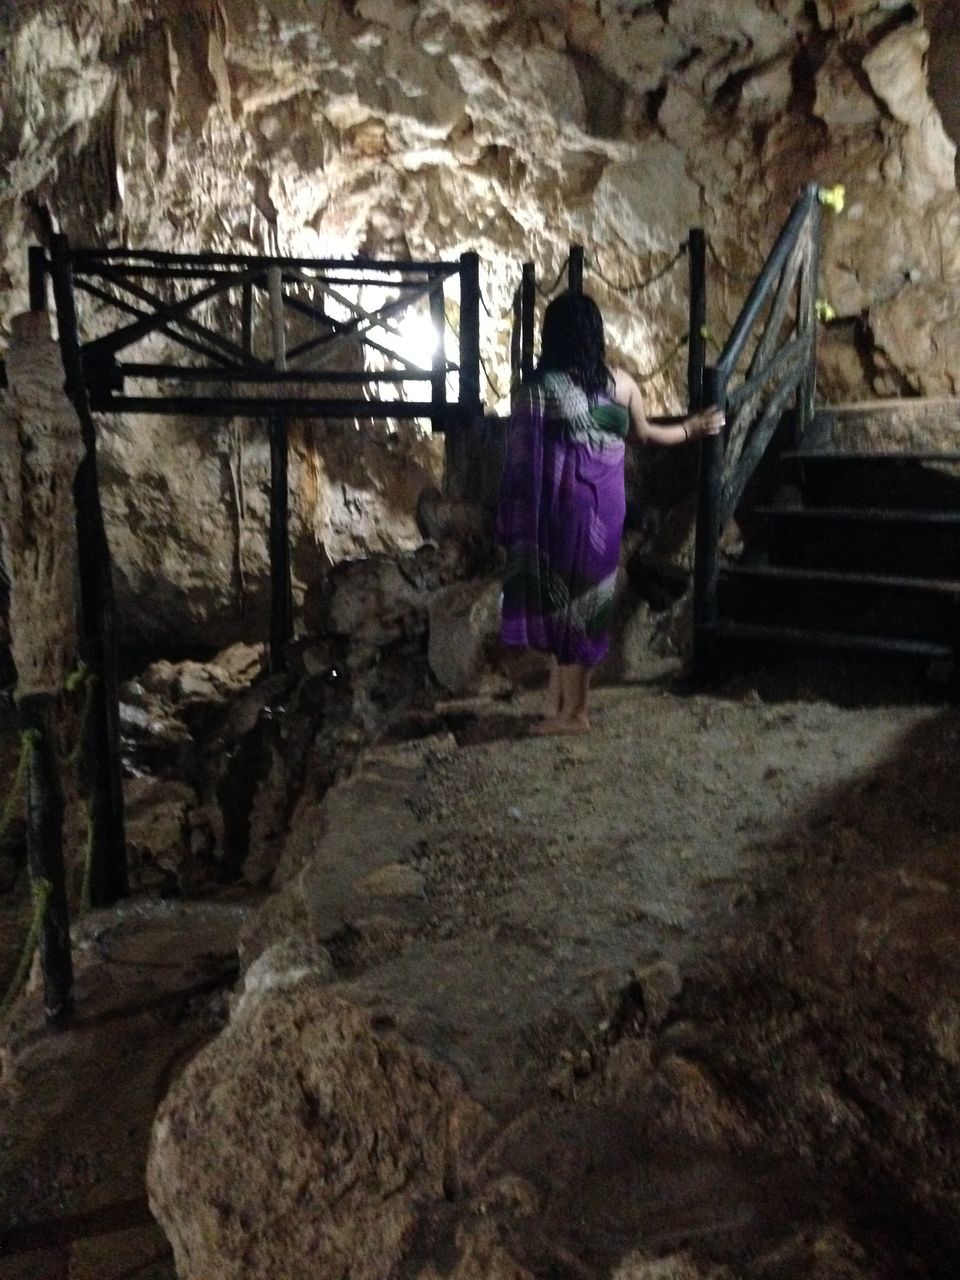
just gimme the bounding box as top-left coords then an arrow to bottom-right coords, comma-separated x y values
148,984 -> 491,1280
427,578 -> 503,695
124,776 -> 204,893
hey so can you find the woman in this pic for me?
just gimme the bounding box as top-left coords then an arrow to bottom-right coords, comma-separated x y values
497,292 -> 723,735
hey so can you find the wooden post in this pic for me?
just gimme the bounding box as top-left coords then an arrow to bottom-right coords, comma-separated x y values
510,286 -> 522,388
49,235 -> 128,907
692,365 -> 727,681
796,203 -> 822,444
429,281 -> 447,432
241,280 -> 254,358
28,247 -> 48,314
568,245 -> 585,295
521,262 -> 536,384
267,267 -> 291,674
458,252 -> 481,413
18,693 -> 73,1027
686,230 -> 706,413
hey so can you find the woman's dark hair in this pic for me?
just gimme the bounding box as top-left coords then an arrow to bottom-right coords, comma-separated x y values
537,292 -> 612,398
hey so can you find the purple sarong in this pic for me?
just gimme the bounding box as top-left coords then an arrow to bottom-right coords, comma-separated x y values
497,371 -> 629,668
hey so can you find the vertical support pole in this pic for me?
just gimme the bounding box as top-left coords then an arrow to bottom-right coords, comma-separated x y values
686,230 -> 707,413
692,365 -> 727,682
241,280 -> 254,360
18,694 -> 73,1027
458,251 -> 481,414
510,286 -> 522,389
796,203 -> 822,445
429,278 -> 447,432
49,234 -> 127,908
520,262 -> 536,384
568,245 -> 585,295
267,267 -> 291,674
28,247 -> 48,314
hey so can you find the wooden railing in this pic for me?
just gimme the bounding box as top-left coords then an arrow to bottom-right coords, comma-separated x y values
44,244 -> 482,425
692,183 -> 823,671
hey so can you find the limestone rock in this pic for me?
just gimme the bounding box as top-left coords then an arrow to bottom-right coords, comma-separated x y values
415,1218 -> 535,1280
319,541 -> 464,641
814,52 -> 881,128
427,578 -> 502,695
147,984 -> 491,1280
611,1254 -> 735,1280
633,959 -> 683,1029
3,0 -> 960,654
869,282 -> 960,396
124,776 -> 201,893
0,314 -> 83,696
235,938 -> 335,1017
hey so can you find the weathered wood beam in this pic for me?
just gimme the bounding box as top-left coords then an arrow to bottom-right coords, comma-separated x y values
521,262 -> 535,384
74,277 -> 239,370
82,265 -> 264,363
692,365 -> 727,680
796,202 -> 822,443
279,274 -> 448,372
267,267 -> 292,676
430,284 -> 447,431
726,333 -> 810,417
73,248 -> 460,271
716,185 -> 817,381
721,363 -> 806,524
92,395 -> 441,417
743,222 -> 807,382
459,251 -> 481,411
568,245 -> 585,295
28,247 -> 48,313
117,363 -> 429,384
721,332 -> 814,491
687,229 -> 706,413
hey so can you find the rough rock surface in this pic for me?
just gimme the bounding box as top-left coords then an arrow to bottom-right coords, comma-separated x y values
146,678 -> 960,1280
2,0 -> 960,646
0,313 -> 83,695
147,983 -> 490,1280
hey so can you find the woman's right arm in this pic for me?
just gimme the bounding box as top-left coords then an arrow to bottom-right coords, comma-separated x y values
613,368 -> 723,445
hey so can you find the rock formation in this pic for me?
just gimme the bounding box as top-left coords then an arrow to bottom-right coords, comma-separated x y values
2,0 -> 959,648
0,312 -> 83,695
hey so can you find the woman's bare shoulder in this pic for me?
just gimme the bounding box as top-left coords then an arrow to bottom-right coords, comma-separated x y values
609,366 -> 638,404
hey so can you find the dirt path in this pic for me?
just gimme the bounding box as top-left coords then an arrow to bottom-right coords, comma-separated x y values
3,664 -> 957,1278
318,678 -> 936,1111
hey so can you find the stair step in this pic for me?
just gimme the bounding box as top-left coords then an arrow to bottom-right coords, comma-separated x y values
783,450 -> 960,463
751,504 -> 960,575
777,452 -> 960,508
722,563 -> 960,591
707,619 -> 952,662
754,505 -> 960,523
719,565 -> 960,643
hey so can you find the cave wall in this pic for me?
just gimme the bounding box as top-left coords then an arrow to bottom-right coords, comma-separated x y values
1,0 -> 958,646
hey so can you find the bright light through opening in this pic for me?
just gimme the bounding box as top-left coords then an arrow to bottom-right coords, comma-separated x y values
365,309 -> 441,373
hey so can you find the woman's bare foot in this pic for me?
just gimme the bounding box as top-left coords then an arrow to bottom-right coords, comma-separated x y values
531,714 -> 590,736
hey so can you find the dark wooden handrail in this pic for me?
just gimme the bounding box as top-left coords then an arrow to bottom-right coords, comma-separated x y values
693,184 -> 824,678
716,185 -> 818,381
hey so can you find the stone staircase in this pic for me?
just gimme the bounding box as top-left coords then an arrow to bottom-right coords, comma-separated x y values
706,399 -> 960,686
